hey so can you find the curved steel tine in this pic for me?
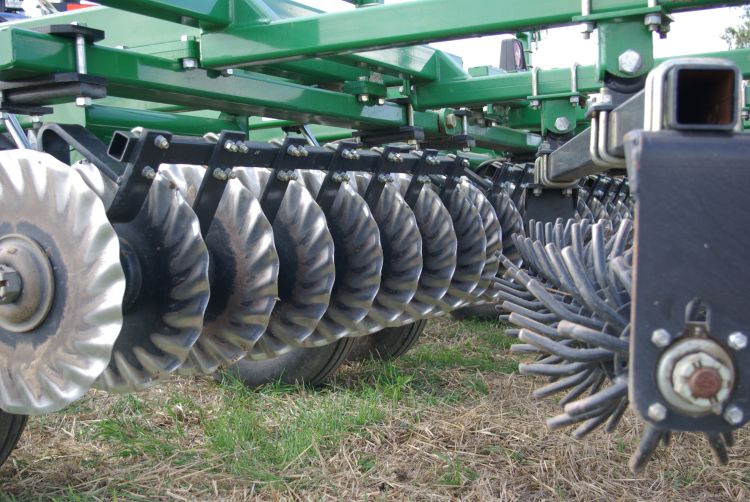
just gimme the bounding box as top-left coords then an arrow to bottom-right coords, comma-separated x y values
705,432 -> 730,465
557,320 -> 629,355
532,368 -> 594,399
519,329 -> 614,363
495,290 -> 546,310
563,377 -> 628,417
510,343 -> 543,354
559,369 -> 605,407
561,247 -> 628,331
629,426 -> 666,473
543,243 -> 580,299
501,301 -> 559,324
508,312 -> 561,340
547,405 -> 613,430
573,403 -> 619,438
592,223 -> 623,308
604,397 -> 630,433
519,360 -> 593,377
544,221 -> 554,245
610,255 -> 633,297
515,268 -> 607,330
609,218 -> 633,260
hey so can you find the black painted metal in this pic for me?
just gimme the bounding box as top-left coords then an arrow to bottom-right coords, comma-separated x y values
625,130 -> 750,433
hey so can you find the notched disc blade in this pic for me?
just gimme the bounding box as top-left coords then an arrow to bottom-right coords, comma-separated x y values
432,182 -> 486,312
348,174 -> 422,334
0,151 -> 125,414
73,162 -> 211,393
393,174 -> 457,323
488,190 -> 524,268
159,165 -> 279,375
463,181 -> 502,302
234,168 -> 335,358
297,170 -> 383,346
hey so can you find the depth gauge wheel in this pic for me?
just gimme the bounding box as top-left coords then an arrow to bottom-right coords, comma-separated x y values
347,320 -> 428,362
226,338 -> 356,388
0,410 -> 27,469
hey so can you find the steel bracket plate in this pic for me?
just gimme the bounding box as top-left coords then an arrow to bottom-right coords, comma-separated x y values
626,130 -> 750,432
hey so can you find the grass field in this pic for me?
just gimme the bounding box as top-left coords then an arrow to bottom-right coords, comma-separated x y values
0,317 -> 748,500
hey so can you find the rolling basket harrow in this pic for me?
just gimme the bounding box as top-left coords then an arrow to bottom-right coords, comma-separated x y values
0,0 -> 749,474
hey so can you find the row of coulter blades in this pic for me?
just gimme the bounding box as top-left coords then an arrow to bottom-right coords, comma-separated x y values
0,121 -> 741,473
0,127 -> 521,417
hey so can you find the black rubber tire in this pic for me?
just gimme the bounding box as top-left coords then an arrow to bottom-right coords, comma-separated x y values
225,337 -> 356,388
347,320 -> 428,362
451,303 -> 499,321
0,410 -> 27,469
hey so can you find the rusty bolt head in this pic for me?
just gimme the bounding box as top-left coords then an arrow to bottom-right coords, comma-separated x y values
687,367 -> 723,399
672,352 -> 732,408
0,265 -> 22,305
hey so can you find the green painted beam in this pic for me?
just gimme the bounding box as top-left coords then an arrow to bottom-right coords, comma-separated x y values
199,0 -> 745,68
0,27 -> 535,153
415,48 -> 750,109
94,0 -> 229,27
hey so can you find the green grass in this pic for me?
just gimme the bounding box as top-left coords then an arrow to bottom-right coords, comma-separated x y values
1,317 -> 520,498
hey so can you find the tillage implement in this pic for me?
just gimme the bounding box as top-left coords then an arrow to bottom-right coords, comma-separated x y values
0,0 -> 749,474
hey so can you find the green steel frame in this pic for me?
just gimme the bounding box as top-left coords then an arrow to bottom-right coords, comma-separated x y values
0,0 -> 747,156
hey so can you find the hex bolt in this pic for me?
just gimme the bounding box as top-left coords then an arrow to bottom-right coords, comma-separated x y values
224,140 -> 239,153
554,117 -> 571,132
237,142 -> 250,154
181,58 -> 198,70
226,169 -> 237,180
724,405 -> 744,426
331,172 -> 350,183
728,332 -> 748,351
417,175 -> 431,185
618,49 -> 643,75
287,145 -> 301,157
298,146 -> 310,158
387,152 -> 403,164
645,13 -> 663,33
651,328 -> 672,348
377,98 -> 386,105
75,96 -> 92,108
377,173 -> 394,184
154,135 -> 170,150
0,265 -> 22,305
358,94 -> 370,103
212,168 -> 228,181
426,156 -> 440,166
648,403 -> 667,422
141,166 -> 156,180
462,159 -> 471,169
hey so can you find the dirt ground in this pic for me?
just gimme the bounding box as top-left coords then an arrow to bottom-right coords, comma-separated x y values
0,318 -> 748,501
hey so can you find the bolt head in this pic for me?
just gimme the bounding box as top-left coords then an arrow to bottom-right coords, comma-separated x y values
182,58 -> 198,70
529,100 -> 540,110
75,96 -> 92,108
358,94 -> 370,103
618,50 -> 643,75
671,351 -> 733,409
724,405 -> 744,426
154,135 -> 170,150
377,98 -> 386,105
212,168 -> 228,181
0,265 -> 22,305
651,329 -> 672,348
728,332 -> 747,351
554,117 -> 571,132
648,403 -> 668,422
141,166 -> 156,180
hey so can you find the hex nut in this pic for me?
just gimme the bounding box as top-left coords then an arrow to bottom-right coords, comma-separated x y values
0,266 -> 22,305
